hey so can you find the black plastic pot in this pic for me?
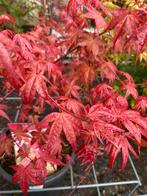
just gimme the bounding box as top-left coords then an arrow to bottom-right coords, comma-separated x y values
0,157 -> 73,196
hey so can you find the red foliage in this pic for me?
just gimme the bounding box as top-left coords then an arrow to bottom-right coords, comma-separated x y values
0,14 -> 15,25
0,104 -> 11,121
12,163 -> 44,195
0,133 -> 12,156
0,0 -> 146,194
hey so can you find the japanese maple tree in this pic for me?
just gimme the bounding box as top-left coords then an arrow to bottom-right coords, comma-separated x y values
0,0 -> 147,194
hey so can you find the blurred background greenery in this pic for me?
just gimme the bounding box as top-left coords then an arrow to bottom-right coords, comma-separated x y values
0,0 -> 41,32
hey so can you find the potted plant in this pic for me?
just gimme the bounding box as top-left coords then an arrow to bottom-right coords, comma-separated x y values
0,0 -> 147,195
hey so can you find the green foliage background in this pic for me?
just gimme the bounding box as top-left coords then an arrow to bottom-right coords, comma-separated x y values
0,0 -> 41,32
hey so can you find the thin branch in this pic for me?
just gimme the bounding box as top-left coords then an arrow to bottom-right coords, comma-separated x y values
0,89 -> 14,103
54,46 -> 80,64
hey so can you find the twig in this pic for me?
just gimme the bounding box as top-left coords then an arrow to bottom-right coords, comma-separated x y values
0,89 -> 14,103
54,46 -> 80,64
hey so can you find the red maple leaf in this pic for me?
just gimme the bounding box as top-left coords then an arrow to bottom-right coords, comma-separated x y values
8,123 -> 32,142
46,62 -> 62,82
13,34 -> 33,60
99,60 -> 117,82
88,101 -> 147,144
106,135 -> 138,172
0,42 -> 20,89
84,6 -> 107,30
62,79 -> 81,99
60,97 -> 86,115
123,83 -> 138,99
79,33 -> 103,59
0,14 -> 15,25
20,72 -> 49,103
20,72 -> 36,103
106,8 -> 146,53
78,63 -> 96,85
135,96 -> 147,113
121,110 -> 147,140
91,84 -> 113,102
38,112 -> 78,153
12,163 -> 44,195
35,158 -> 47,178
119,71 -> 138,99
40,150 -> 64,166
77,143 -> 100,165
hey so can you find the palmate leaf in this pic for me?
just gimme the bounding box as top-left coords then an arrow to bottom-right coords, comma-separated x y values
121,110 -> 147,140
77,143 -> 100,165
8,123 -> 32,142
106,95 -> 128,110
79,33 -> 103,59
12,165 -> 29,196
62,79 -> 81,99
84,6 -> 107,30
99,60 -> 117,82
12,151 -> 63,195
88,99 -> 147,171
123,83 -> 138,99
124,23 -> 147,54
13,34 -> 33,60
106,136 -> 138,172
20,72 -> 49,103
12,163 -> 44,196
39,112 -> 78,154
35,158 -> 47,178
35,74 -> 49,99
135,96 -> 147,113
119,71 -> 138,99
0,1 -> 146,194
78,63 -> 96,86
106,8 -> 146,53
91,84 -> 113,102
93,120 -> 123,145
46,62 -> 62,82
0,42 -> 20,89
88,101 -> 147,147
60,97 -> 86,115
122,120 -> 141,143
40,150 -> 64,166
66,0 -> 110,18
20,73 -> 36,103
